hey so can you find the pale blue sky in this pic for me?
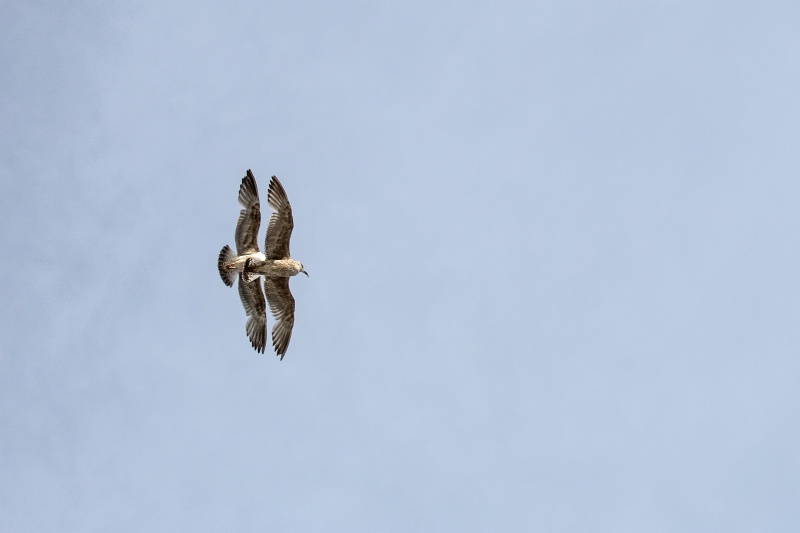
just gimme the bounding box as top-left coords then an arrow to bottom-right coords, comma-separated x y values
3,2 -> 800,531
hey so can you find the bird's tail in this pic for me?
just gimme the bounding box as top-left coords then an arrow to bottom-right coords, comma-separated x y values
218,245 -> 237,287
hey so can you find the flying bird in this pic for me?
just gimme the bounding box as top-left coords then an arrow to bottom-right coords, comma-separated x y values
218,170 -> 308,358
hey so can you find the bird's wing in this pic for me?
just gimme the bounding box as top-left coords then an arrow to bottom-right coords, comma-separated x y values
264,277 -> 295,359
235,169 -> 261,255
264,175 -> 294,260
237,273 -> 266,353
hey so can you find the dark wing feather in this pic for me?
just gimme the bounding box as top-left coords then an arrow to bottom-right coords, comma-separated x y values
235,170 -> 261,255
264,176 -> 294,260
237,273 -> 266,353
264,277 -> 295,359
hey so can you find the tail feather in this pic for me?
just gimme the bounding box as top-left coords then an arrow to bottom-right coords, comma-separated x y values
218,245 -> 237,287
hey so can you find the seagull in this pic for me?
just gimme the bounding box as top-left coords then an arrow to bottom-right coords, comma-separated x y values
218,169 -> 308,358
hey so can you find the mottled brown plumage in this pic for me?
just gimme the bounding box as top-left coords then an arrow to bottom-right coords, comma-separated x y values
264,277 -> 295,358
265,176 -> 294,260
235,170 -> 261,256
218,170 -> 307,358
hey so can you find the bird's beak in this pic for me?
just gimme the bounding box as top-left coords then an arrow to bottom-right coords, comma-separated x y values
302,270 -> 309,277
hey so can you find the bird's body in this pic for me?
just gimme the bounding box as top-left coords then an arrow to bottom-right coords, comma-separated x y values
217,170 -> 307,358
245,258 -> 305,277
221,251 -> 267,275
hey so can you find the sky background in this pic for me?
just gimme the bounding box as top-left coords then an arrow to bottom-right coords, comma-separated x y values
2,1 -> 800,531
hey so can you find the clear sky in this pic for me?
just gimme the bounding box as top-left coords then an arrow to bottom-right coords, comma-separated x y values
3,2 -> 800,531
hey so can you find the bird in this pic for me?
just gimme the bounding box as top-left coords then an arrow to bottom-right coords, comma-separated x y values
218,169 -> 308,358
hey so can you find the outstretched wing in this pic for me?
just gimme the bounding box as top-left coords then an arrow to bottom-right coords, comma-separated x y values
235,170 -> 261,255
264,175 -> 294,260
237,273 -> 266,353
264,277 -> 295,359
